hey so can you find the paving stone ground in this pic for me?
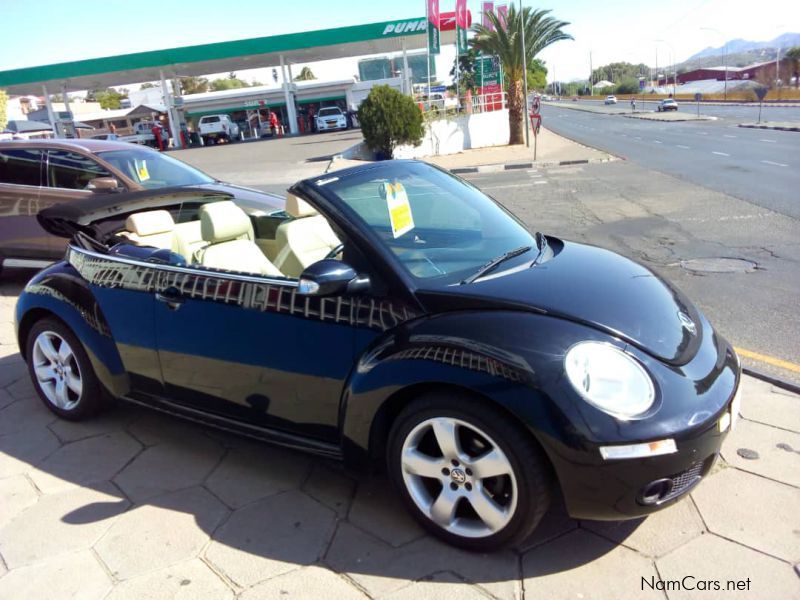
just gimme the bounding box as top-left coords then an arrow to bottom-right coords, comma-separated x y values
0,272 -> 798,599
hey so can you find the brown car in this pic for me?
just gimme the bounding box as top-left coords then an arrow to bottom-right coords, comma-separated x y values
0,139 -> 282,273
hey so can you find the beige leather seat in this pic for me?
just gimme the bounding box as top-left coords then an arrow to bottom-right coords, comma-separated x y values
172,220 -> 208,263
120,210 -> 175,249
194,201 -> 282,277
273,193 -> 341,278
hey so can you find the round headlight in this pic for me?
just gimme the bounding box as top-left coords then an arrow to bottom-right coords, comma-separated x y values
564,342 -> 655,419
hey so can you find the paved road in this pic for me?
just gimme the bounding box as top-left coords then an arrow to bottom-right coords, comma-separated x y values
570,98 -> 800,121
459,162 -> 800,385
540,104 -> 800,218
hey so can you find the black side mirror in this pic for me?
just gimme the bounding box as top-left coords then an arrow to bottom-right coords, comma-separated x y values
297,259 -> 370,296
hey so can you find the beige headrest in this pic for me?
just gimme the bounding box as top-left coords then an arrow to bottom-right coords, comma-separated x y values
285,193 -> 318,218
125,210 -> 174,236
200,201 -> 252,243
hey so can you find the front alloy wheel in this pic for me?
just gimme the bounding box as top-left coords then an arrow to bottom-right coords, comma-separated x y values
388,393 -> 551,550
401,417 -> 517,539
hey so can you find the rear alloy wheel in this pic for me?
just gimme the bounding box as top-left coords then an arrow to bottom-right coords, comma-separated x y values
26,318 -> 105,420
388,394 -> 551,550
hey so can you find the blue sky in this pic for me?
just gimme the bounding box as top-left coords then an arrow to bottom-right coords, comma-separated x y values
1,0 -> 796,83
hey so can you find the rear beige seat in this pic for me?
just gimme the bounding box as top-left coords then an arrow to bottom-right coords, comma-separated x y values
119,210 -> 175,249
194,201 -> 282,276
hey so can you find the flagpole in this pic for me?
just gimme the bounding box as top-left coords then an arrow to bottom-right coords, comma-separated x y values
426,0 -> 431,104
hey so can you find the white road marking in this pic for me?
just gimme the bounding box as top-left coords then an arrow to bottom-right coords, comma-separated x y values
712,151 -> 730,156
760,139 -> 776,143
653,140 -> 663,144
723,134 -> 737,138
698,132 -> 709,135
534,180 -> 548,185
677,144 -> 691,149
482,183 -> 537,190
761,160 -> 788,167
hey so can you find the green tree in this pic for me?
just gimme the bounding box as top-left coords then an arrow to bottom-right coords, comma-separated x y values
178,76 -> 209,94
615,77 -> 640,95
294,67 -> 316,81
526,58 -> 548,91
358,85 -> 424,159
88,88 -> 124,109
0,89 -> 7,130
450,48 -> 479,92
471,6 -> 572,145
591,62 -> 647,84
210,78 -> 249,91
140,82 -> 158,89
786,46 -> 800,89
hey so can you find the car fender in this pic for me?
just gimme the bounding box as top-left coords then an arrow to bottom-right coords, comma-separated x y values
16,262 -> 130,398
339,310 -> 612,463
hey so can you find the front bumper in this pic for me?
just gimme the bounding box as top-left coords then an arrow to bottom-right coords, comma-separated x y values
549,384 -> 738,520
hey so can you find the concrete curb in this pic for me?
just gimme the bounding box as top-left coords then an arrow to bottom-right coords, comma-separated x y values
742,366 -> 800,396
737,123 -> 800,132
449,156 -> 615,174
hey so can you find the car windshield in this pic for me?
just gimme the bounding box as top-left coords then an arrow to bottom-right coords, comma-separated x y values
319,108 -> 341,117
97,148 -> 214,189
318,162 -> 535,285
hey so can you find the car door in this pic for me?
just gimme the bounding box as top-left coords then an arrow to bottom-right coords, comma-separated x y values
40,149 -> 118,255
0,147 -> 48,261
153,262 -> 363,444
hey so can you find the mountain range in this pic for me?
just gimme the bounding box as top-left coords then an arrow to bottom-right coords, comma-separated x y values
687,33 -> 800,61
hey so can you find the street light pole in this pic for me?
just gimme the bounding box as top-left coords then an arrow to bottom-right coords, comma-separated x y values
520,0 -> 530,148
701,27 -> 727,100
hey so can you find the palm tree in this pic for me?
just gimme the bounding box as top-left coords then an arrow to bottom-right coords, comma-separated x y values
471,6 -> 572,144
294,67 -> 317,81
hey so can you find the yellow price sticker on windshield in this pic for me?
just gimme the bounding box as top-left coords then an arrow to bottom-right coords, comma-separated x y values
136,160 -> 150,182
381,182 -> 414,238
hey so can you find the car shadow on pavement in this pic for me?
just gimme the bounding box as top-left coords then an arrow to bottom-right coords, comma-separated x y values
0,272 -> 644,592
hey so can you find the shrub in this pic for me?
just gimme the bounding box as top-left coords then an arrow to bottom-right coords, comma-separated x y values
616,77 -> 640,95
357,85 -> 424,159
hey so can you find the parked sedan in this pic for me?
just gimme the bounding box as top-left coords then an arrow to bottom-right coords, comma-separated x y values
0,139 -> 282,273
658,99 -> 679,112
16,160 -> 740,550
315,107 -> 348,132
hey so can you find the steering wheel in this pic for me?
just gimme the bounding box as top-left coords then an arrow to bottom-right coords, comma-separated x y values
325,243 -> 344,259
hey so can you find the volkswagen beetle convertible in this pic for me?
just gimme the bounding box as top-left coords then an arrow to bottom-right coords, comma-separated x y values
15,160 -> 740,550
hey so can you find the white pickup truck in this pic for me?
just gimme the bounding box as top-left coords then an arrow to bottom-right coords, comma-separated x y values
198,114 -> 240,145
100,121 -> 169,148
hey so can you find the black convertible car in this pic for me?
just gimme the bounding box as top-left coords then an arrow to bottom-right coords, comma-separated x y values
15,160 -> 740,550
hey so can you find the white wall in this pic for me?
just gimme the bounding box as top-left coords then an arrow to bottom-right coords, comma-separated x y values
393,109 -> 509,159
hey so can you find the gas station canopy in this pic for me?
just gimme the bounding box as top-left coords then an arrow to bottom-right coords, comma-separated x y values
0,15 -> 464,95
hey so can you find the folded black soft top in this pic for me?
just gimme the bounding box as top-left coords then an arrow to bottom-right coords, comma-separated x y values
37,186 -> 232,237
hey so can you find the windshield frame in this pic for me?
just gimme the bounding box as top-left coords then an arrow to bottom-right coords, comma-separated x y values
95,147 -> 215,190
295,161 -> 536,290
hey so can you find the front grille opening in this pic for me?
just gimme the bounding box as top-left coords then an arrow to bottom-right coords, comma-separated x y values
637,454 -> 715,506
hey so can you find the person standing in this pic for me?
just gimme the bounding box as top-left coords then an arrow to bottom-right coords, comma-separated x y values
630,97 -> 636,112
268,110 -> 278,136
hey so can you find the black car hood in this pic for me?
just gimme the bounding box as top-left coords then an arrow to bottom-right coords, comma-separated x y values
416,239 -> 702,365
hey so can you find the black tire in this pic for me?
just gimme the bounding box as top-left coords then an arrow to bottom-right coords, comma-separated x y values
26,317 -> 106,421
387,391 -> 552,551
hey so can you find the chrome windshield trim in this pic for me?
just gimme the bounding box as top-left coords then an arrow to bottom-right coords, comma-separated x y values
67,244 -> 299,288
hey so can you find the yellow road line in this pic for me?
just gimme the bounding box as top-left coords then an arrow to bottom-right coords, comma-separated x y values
734,347 -> 800,374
